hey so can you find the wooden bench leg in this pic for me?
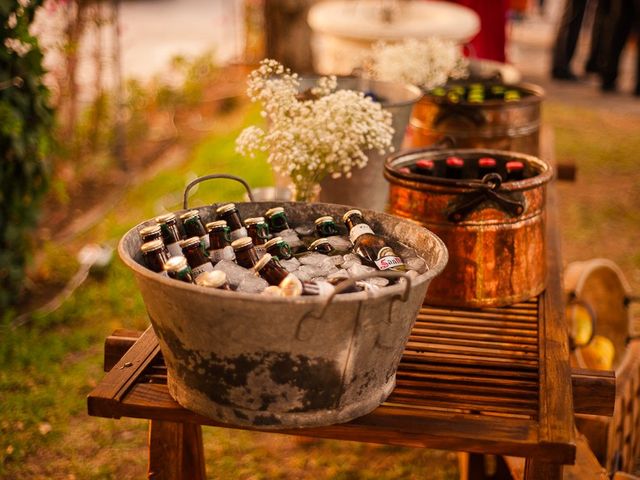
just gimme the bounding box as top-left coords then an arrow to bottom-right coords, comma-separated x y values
148,420 -> 206,480
523,458 -> 562,480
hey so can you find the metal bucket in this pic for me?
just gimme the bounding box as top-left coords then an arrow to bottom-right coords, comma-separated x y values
118,176 -> 447,428
408,82 -> 544,156
384,148 -> 553,308
309,77 -> 422,211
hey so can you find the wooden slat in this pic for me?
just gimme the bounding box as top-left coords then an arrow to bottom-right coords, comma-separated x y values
410,327 -> 539,345
415,315 -> 538,330
415,321 -> 538,338
402,350 -> 539,369
408,335 -> 539,353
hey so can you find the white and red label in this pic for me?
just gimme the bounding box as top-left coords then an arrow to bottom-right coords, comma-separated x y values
349,223 -> 374,243
375,255 -> 404,271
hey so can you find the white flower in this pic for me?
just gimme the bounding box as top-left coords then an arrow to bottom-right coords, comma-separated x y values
367,38 -> 468,90
236,59 -> 394,198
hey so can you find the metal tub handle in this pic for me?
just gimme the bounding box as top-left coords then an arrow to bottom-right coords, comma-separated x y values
183,174 -> 255,209
296,271 -> 412,342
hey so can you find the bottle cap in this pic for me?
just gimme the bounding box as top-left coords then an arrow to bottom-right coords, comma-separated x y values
262,285 -> 285,296
179,210 -> 200,221
342,209 -> 362,223
231,236 -> 253,250
206,220 -> 227,231
155,213 -> 176,224
314,215 -> 334,225
179,237 -> 201,249
195,270 -> 228,288
446,156 -> 464,168
265,207 -> 284,218
478,157 -> 497,168
244,216 -> 266,226
309,238 -> 332,250
415,159 -> 435,170
216,203 -> 236,215
141,239 -> 164,253
164,255 -> 188,272
506,160 -> 525,172
252,253 -> 273,273
139,224 -> 162,238
264,236 -> 284,249
280,274 -> 303,297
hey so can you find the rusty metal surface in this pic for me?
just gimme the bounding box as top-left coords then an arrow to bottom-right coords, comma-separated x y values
118,201 -> 448,428
385,149 -> 553,308
409,83 -> 544,156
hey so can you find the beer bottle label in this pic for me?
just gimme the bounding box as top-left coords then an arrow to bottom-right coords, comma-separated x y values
230,227 -> 248,241
375,247 -> 405,271
349,223 -> 374,243
255,245 -> 267,258
166,242 -> 182,257
210,246 -> 236,263
191,262 -> 214,278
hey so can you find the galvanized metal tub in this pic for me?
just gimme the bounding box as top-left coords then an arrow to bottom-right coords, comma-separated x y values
408,83 -> 544,156
384,148 -> 553,308
119,201 -> 447,429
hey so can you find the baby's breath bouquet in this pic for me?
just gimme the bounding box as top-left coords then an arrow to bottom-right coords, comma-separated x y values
367,38 -> 469,90
236,59 -> 394,202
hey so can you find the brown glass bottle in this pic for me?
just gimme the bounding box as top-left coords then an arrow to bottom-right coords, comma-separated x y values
180,210 -> 210,251
264,236 -> 293,260
343,209 -> 405,271
506,160 -> 525,181
254,254 -> 304,295
314,216 -> 339,237
414,159 -> 435,176
445,156 -> 465,179
164,255 -> 194,283
141,239 -> 169,274
216,203 -> 248,241
156,213 -> 182,257
308,238 -> 335,255
180,237 -> 214,278
265,207 -> 290,233
206,220 -> 236,263
231,236 -> 260,269
244,217 -> 270,256
477,157 -> 497,178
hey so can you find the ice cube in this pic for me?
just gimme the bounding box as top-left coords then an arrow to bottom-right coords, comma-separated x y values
347,263 -> 377,277
326,235 -> 352,251
280,228 -> 305,250
298,264 -> 324,279
405,256 -> 428,274
368,277 -> 390,287
294,225 -> 315,237
330,255 -> 344,266
342,253 -> 362,269
293,268 -> 314,282
278,257 -> 300,272
327,269 -> 349,281
237,275 -> 269,294
214,260 -> 253,287
317,258 -> 339,277
299,252 -> 329,266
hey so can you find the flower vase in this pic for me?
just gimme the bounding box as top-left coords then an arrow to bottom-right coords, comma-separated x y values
290,182 -> 321,203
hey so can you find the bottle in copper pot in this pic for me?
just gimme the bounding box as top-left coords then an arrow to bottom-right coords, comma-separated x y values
253,253 -> 303,296
445,156 -> 465,179
308,238 -> 336,255
180,210 -> 210,251
231,236 -> 260,269
141,239 -> 169,274
215,203 -> 248,241
264,236 -> 293,260
478,157 -> 498,179
343,209 -> 405,272
314,216 -> 340,237
506,160 -> 525,181
156,213 -> 182,257
180,237 -> 214,278
164,255 -> 194,283
265,207 -> 290,233
206,220 -> 236,263
195,270 -> 232,290
244,217 -> 270,257
414,159 -> 435,176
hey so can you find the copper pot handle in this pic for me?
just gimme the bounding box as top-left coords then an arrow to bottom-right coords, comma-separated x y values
182,174 -> 255,209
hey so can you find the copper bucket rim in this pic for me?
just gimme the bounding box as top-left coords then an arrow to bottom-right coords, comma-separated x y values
422,81 -> 545,107
118,200 -> 449,305
384,147 -> 554,193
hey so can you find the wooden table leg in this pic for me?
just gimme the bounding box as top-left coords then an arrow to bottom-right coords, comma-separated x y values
148,420 -> 206,480
523,458 -> 563,480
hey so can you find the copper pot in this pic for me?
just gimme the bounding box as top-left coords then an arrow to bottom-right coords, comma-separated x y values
384,148 -> 553,308
408,83 -> 544,156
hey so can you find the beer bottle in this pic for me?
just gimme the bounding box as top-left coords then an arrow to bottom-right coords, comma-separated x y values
477,157 -> 497,178
506,160 -> 525,181
504,89 -> 521,102
156,213 -> 182,257
180,210 -> 210,251
308,238 -> 336,255
141,239 -> 169,274
264,236 -> 293,260
253,253 -> 304,296
215,203 -> 248,241
414,159 -> 435,176
343,209 -> 405,272
164,255 -> 194,283
139,224 -> 163,244
206,220 -> 236,263
231,236 -> 260,269
244,217 -> 270,257
314,216 -> 339,237
195,270 -> 232,290
180,237 -> 214,278
265,207 -> 290,233
445,156 -> 465,179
